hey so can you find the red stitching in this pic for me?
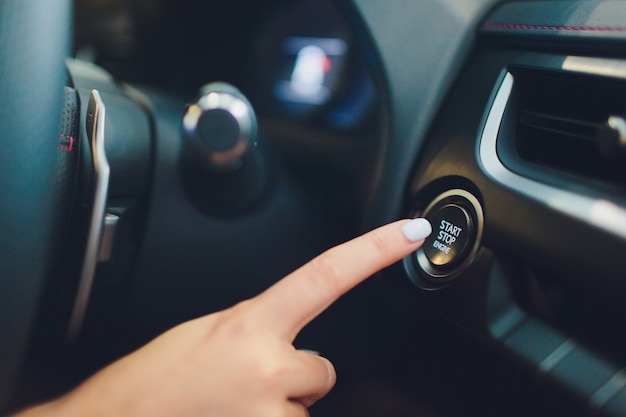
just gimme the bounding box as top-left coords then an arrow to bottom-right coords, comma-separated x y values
482,22 -> 626,32
58,134 -> 75,152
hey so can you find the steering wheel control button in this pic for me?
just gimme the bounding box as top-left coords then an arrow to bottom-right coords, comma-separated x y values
423,204 -> 473,267
405,189 -> 484,287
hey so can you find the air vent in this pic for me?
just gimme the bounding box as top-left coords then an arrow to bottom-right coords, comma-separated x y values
497,68 -> 626,192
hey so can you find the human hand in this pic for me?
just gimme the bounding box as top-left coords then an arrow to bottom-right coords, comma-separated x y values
18,218 -> 431,417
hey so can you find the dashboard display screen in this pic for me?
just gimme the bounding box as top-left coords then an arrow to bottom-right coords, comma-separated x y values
274,36 -> 347,107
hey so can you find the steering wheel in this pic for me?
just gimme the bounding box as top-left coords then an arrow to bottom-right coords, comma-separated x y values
0,0 -> 71,409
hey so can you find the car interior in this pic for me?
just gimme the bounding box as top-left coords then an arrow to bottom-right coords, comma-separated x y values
1,0 -> 626,416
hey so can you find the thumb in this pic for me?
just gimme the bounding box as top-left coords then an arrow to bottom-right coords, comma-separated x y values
287,350 -> 336,408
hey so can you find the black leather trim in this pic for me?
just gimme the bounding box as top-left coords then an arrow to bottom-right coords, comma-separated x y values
0,0 -> 70,410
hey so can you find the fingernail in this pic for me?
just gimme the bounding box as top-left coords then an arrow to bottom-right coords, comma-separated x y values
401,218 -> 432,242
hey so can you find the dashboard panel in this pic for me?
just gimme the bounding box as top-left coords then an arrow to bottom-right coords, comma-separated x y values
74,0 -> 376,130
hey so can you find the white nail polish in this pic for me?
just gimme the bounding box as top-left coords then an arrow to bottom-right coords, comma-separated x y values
401,218 -> 432,242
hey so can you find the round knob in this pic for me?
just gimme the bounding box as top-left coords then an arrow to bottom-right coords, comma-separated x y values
182,82 -> 257,171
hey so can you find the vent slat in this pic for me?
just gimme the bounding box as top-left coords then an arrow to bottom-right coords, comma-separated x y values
519,110 -> 599,143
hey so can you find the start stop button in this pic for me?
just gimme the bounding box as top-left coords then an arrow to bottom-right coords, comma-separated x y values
423,204 -> 473,267
406,189 -> 484,286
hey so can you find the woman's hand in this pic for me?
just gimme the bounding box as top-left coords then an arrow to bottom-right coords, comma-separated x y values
18,218 -> 431,417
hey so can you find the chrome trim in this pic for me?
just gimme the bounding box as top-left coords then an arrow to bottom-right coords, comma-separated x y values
562,56 -> 626,80
67,90 -> 110,342
478,72 -> 626,241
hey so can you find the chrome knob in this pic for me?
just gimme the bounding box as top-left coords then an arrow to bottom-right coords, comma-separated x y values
182,82 -> 257,171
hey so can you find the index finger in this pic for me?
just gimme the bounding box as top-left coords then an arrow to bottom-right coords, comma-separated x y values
252,218 -> 432,341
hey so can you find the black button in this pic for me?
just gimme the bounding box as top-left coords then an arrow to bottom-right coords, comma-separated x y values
423,204 -> 473,267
